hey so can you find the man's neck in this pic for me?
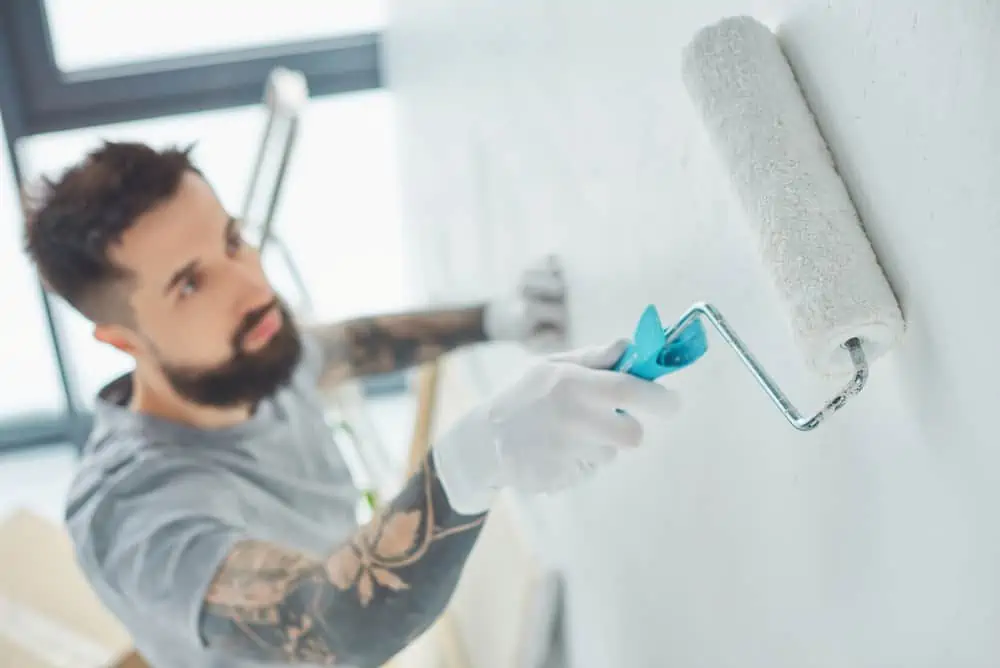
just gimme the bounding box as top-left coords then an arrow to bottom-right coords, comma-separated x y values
129,369 -> 253,430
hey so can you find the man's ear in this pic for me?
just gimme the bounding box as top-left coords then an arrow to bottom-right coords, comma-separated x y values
94,323 -> 140,356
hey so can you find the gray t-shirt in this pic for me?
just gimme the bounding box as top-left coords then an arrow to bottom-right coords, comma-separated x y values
65,334 -> 362,667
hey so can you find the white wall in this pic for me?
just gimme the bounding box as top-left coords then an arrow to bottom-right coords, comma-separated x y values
384,1 -> 1000,666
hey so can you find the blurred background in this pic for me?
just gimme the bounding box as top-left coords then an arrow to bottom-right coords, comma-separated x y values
2,1 -> 1000,667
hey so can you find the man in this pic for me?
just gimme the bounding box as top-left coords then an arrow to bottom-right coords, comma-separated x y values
23,141 -> 677,667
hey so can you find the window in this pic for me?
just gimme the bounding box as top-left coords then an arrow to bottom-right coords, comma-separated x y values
0,112 -> 67,420
19,90 -> 417,408
44,0 -> 386,72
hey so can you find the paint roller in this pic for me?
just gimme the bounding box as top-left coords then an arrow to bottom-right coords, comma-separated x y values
613,16 -> 905,430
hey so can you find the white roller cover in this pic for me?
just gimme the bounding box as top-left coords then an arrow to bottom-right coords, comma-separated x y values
682,16 -> 905,377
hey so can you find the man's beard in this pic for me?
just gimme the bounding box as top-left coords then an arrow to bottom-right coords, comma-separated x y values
158,299 -> 303,408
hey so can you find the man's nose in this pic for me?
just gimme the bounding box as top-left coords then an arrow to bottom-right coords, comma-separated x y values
231,263 -> 274,315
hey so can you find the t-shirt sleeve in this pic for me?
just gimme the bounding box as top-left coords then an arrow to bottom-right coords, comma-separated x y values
76,455 -> 247,648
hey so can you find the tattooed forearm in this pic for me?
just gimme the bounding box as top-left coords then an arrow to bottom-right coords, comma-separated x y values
307,306 -> 488,387
200,453 -> 488,666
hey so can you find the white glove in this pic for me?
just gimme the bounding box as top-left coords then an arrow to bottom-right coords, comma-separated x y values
432,339 -> 681,515
484,255 -> 569,353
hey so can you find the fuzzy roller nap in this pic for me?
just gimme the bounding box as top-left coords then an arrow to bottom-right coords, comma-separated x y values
613,16 -> 905,431
681,16 -> 905,377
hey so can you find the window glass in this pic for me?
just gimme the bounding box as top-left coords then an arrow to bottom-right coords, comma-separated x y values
0,111 -> 67,420
44,0 -> 385,71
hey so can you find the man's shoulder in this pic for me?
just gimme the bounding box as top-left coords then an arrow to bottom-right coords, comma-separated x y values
65,426 -> 235,558
63,428 -> 248,653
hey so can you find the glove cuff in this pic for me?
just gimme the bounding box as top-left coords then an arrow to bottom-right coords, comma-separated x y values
482,298 -> 523,342
430,404 -> 502,515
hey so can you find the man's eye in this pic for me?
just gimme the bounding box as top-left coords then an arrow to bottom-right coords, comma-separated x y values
179,277 -> 199,298
227,233 -> 244,254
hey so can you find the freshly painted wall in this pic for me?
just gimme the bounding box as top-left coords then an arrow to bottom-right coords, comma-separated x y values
384,1 -> 1000,665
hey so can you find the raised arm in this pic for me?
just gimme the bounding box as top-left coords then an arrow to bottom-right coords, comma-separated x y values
200,452 -> 486,666
306,256 -> 571,389
306,305 -> 490,388
199,340 -> 677,666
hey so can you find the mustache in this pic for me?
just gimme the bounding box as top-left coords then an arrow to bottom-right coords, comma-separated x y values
234,298 -> 280,346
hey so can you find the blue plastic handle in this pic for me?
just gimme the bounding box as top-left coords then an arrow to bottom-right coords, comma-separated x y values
613,304 -> 709,381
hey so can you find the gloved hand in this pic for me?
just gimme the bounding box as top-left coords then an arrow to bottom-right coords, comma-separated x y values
484,256 -> 569,354
432,339 -> 680,515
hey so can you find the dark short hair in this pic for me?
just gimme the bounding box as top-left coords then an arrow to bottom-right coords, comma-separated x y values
23,141 -> 201,324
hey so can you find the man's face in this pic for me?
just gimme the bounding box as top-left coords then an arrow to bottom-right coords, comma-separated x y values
105,171 -> 302,407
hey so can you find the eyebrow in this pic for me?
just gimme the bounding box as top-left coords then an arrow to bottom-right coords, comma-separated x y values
163,217 -> 238,295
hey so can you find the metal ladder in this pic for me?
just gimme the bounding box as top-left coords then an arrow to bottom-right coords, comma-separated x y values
244,68 -> 397,515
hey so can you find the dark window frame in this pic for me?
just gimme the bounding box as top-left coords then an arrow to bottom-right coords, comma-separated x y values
1,0 -> 381,135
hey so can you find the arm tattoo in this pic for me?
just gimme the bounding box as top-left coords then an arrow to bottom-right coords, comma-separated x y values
308,306 -> 488,387
200,454 -> 488,666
